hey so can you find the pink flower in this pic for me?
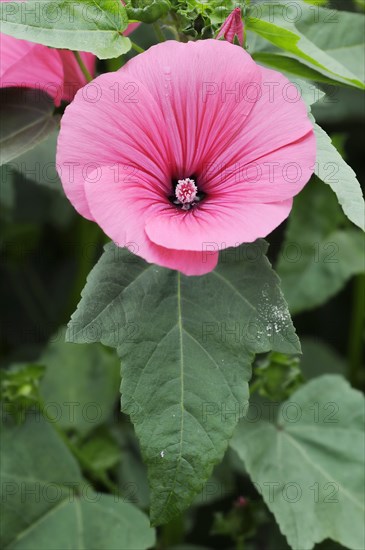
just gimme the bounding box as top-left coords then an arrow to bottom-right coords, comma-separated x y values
0,0 -> 138,104
57,40 -> 315,276
217,8 -> 244,47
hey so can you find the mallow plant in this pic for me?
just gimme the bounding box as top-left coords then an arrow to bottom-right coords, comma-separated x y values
0,1 -> 364,549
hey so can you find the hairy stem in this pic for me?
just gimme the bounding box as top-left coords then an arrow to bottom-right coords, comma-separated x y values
73,51 -> 93,83
130,41 -> 145,54
153,21 -> 166,42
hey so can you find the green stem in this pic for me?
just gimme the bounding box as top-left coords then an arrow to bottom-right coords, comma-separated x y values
73,51 -> 93,83
153,21 -> 166,42
348,274 -> 365,387
130,41 -> 145,54
159,514 -> 185,548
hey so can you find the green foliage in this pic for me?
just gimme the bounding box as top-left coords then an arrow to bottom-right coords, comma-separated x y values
312,118 -> 365,230
114,427 -> 151,509
251,51 -> 344,86
231,375 -> 365,550
38,327 -> 120,434
78,427 -> 121,472
0,363 -> 45,421
67,240 -> 299,525
1,1 -> 364,547
295,3 -> 365,83
170,0 -> 242,37
8,130 -> 62,192
0,89 -> 58,166
303,0 -> 328,5
211,498 -> 267,547
126,0 -> 171,23
0,0 -> 131,58
277,178 -> 365,314
0,410 -> 155,550
246,1 -> 365,89
252,352 -> 304,401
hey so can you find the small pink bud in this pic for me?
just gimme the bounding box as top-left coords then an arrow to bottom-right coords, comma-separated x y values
216,8 -> 244,47
235,496 -> 249,508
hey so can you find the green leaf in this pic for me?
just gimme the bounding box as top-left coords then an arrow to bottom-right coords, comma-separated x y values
295,3 -> 365,83
39,327 -> 120,434
0,409 -> 82,548
277,3 -> 364,84
246,2 -> 365,89
0,89 -> 58,166
114,427 -> 150,509
1,411 -> 156,550
0,0 -> 131,59
78,427 -> 121,472
8,494 -> 155,550
277,178 -> 365,314
282,76 -> 324,107
126,0 -> 171,23
312,118 -> 365,231
252,52 -> 345,86
231,375 -> 365,550
67,240 -> 300,525
7,129 -> 63,192
303,0 -> 328,5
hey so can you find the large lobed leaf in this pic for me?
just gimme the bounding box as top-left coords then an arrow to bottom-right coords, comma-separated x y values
0,410 -> 155,550
231,375 -> 365,550
67,240 -> 300,525
0,0 -> 131,59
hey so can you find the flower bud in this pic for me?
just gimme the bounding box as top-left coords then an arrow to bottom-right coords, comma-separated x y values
216,8 -> 244,47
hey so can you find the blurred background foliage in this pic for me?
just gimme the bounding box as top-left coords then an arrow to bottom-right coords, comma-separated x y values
0,1 -> 364,549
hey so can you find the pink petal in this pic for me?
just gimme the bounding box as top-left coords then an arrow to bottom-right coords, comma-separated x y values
56,40 -> 316,275
145,198 -> 293,251
56,71 -> 172,220
124,22 -> 140,36
122,39 -> 262,178
206,66 -> 316,201
147,241 -> 219,276
0,34 -> 64,104
83,166 -> 218,276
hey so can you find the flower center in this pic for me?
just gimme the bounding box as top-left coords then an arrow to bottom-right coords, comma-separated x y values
175,178 -> 197,204
172,177 -> 203,211
169,175 -> 205,210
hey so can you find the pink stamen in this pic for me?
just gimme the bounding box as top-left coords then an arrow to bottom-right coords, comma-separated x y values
175,178 -> 198,205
